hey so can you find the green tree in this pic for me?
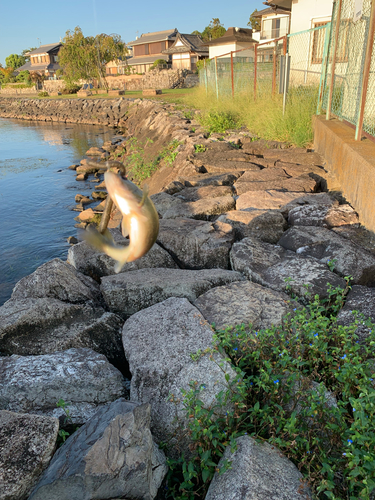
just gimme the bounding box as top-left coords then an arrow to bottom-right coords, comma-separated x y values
194,18 -> 226,42
59,26 -> 127,91
248,9 -> 261,31
5,54 -> 26,70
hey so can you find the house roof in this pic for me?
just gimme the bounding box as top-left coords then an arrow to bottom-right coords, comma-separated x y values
27,43 -> 62,56
264,0 -> 291,11
127,29 -> 177,47
252,6 -> 290,17
16,61 -> 60,72
126,54 -> 170,66
162,33 -> 209,56
204,27 -> 258,46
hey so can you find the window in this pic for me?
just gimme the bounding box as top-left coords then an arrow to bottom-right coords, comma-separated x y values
311,21 -> 329,64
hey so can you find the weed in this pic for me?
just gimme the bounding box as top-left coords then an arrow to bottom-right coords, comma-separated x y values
184,110 -> 194,120
327,259 -> 338,272
56,398 -> 79,446
197,110 -> 239,134
166,285 -> 375,500
191,127 -> 196,133
194,144 -> 206,153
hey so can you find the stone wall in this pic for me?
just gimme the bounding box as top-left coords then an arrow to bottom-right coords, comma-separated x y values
43,80 -> 66,92
0,86 -> 38,95
106,68 -> 193,91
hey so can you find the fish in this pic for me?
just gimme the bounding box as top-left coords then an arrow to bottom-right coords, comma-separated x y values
84,171 -> 159,273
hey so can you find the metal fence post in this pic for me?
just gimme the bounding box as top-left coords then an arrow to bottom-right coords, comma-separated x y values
231,51 -> 234,98
272,41 -> 277,95
214,56 -> 219,100
355,0 -> 375,141
317,23 -> 332,115
326,0 -> 343,120
254,45 -> 257,101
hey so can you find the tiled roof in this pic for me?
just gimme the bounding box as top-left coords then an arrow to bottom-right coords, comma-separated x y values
126,54 -> 170,65
163,33 -> 209,55
27,43 -> 62,55
127,29 -> 177,46
204,27 -> 258,47
252,6 -> 290,17
16,62 -> 61,72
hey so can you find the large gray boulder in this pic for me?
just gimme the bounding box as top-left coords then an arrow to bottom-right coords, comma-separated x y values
278,226 -> 375,285
194,281 -> 290,331
236,190 -> 308,211
217,209 -> 286,243
181,172 -> 241,187
174,185 -> 234,202
150,191 -> 185,218
205,435 -> 312,500
157,218 -> 234,269
68,239 -> 178,281
101,268 -> 245,317
235,174 -> 318,195
0,410 -> 59,500
0,298 -> 124,367
122,298 -> 236,455
288,204 -> 359,228
337,285 -> 375,341
29,400 -> 167,500
279,192 -> 338,217
0,348 -> 127,426
163,196 -> 236,221
230,237 -> 346,300
11,258 -> 102,305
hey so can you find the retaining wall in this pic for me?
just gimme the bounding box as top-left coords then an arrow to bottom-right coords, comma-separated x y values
314,116 -> 375,232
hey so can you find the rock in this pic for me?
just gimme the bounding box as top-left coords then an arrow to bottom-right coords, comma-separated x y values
122,298 -> 236,455
217,210 -> 286,243
101,268 -> 245,317
194,281 -> 290,330
68,236 -> 178,281
11,258 -> 102,305
67,236 -> 78,245
157,218 -> 234,269
235,173 -> 318,195
78,208 -> 96,221
205,435 -> 312,500
182,172 -> 241,187
0,410 -> 59,500
234,168 -> 289,193
175,185 -> 234,202
332,225 -> 375,255
92,191 -> 107,200
76,163 -> 101,175
288,204 -> 359,228
150,191 -> 185,218
85,146 -> 104,156
279,192 -> 338,216
0,348 -> 127,426
236,190 -> 309,211
0,298 -> 124,368
28,400 -> 167,500
163,196 -> 236,221
261,149 -> 323,166
278,226 -> 375,286
76,173 -> 87,181
163,180 -> 184,195
69,164 -> 79,170
230,237 -> 346,300
337,285 -> 375,341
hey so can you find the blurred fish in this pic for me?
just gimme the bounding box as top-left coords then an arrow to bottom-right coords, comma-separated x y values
84,171 -> 159,273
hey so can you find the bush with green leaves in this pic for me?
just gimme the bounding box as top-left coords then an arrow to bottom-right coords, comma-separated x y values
38,91 -> 49,98
165,283 -> 375,500
197,110 -> 239,134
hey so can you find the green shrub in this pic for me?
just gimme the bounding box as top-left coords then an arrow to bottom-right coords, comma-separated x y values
38,91 -> 49,98
166,283 -> 375,499
197,110 -> 239,134
61,83 -> 81,94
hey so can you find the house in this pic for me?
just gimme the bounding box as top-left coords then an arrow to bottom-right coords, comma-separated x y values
126,29 -> 177,73
204,27 -> 258,61
252,6 -> 290,42
162,33 -> 208,70
17,43 -> 62,80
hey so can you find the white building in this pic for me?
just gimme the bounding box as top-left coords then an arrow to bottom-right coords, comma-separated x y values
205,27 -> 258,61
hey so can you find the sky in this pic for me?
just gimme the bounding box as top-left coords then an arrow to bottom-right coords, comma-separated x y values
0,0 -> 262,66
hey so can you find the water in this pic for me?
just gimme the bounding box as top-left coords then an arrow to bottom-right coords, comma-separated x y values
0,118 -> 114,305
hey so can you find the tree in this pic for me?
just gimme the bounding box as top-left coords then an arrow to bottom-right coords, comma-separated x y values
0,66 -> 16,83
5,54 -> 26,70
58,26 -> 127,90
193,18 -> 226,42
248,9 -> 261,31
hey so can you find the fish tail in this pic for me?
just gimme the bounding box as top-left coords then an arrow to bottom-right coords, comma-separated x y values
83,226 -> 131,273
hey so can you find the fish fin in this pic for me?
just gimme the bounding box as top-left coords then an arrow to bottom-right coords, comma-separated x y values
114,248 -> 131,273
138,184 -> 149,207
102,228 -> 115,243
121,216 -> 130,238
83,226 -> 112,252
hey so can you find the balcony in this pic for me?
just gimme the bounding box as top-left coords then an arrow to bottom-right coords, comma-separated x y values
260,27 -> 289,40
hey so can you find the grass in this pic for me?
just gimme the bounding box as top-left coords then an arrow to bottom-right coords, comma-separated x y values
181,85 -> 319,147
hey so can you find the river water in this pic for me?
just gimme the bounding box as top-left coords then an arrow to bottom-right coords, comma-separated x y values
0,118 -> 114,306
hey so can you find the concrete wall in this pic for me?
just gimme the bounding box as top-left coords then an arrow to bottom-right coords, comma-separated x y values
105,69 -> 189,90
290,0 -> 333,33
314,115 -> 375,232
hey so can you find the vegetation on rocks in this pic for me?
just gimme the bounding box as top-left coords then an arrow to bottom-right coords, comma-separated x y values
166,282 -> 375,500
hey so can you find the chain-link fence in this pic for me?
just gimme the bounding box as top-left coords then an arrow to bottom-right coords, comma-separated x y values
321,0 -> 375,140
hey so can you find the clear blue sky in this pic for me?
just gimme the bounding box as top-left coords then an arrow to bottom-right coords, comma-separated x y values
0,0 -> 261,66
